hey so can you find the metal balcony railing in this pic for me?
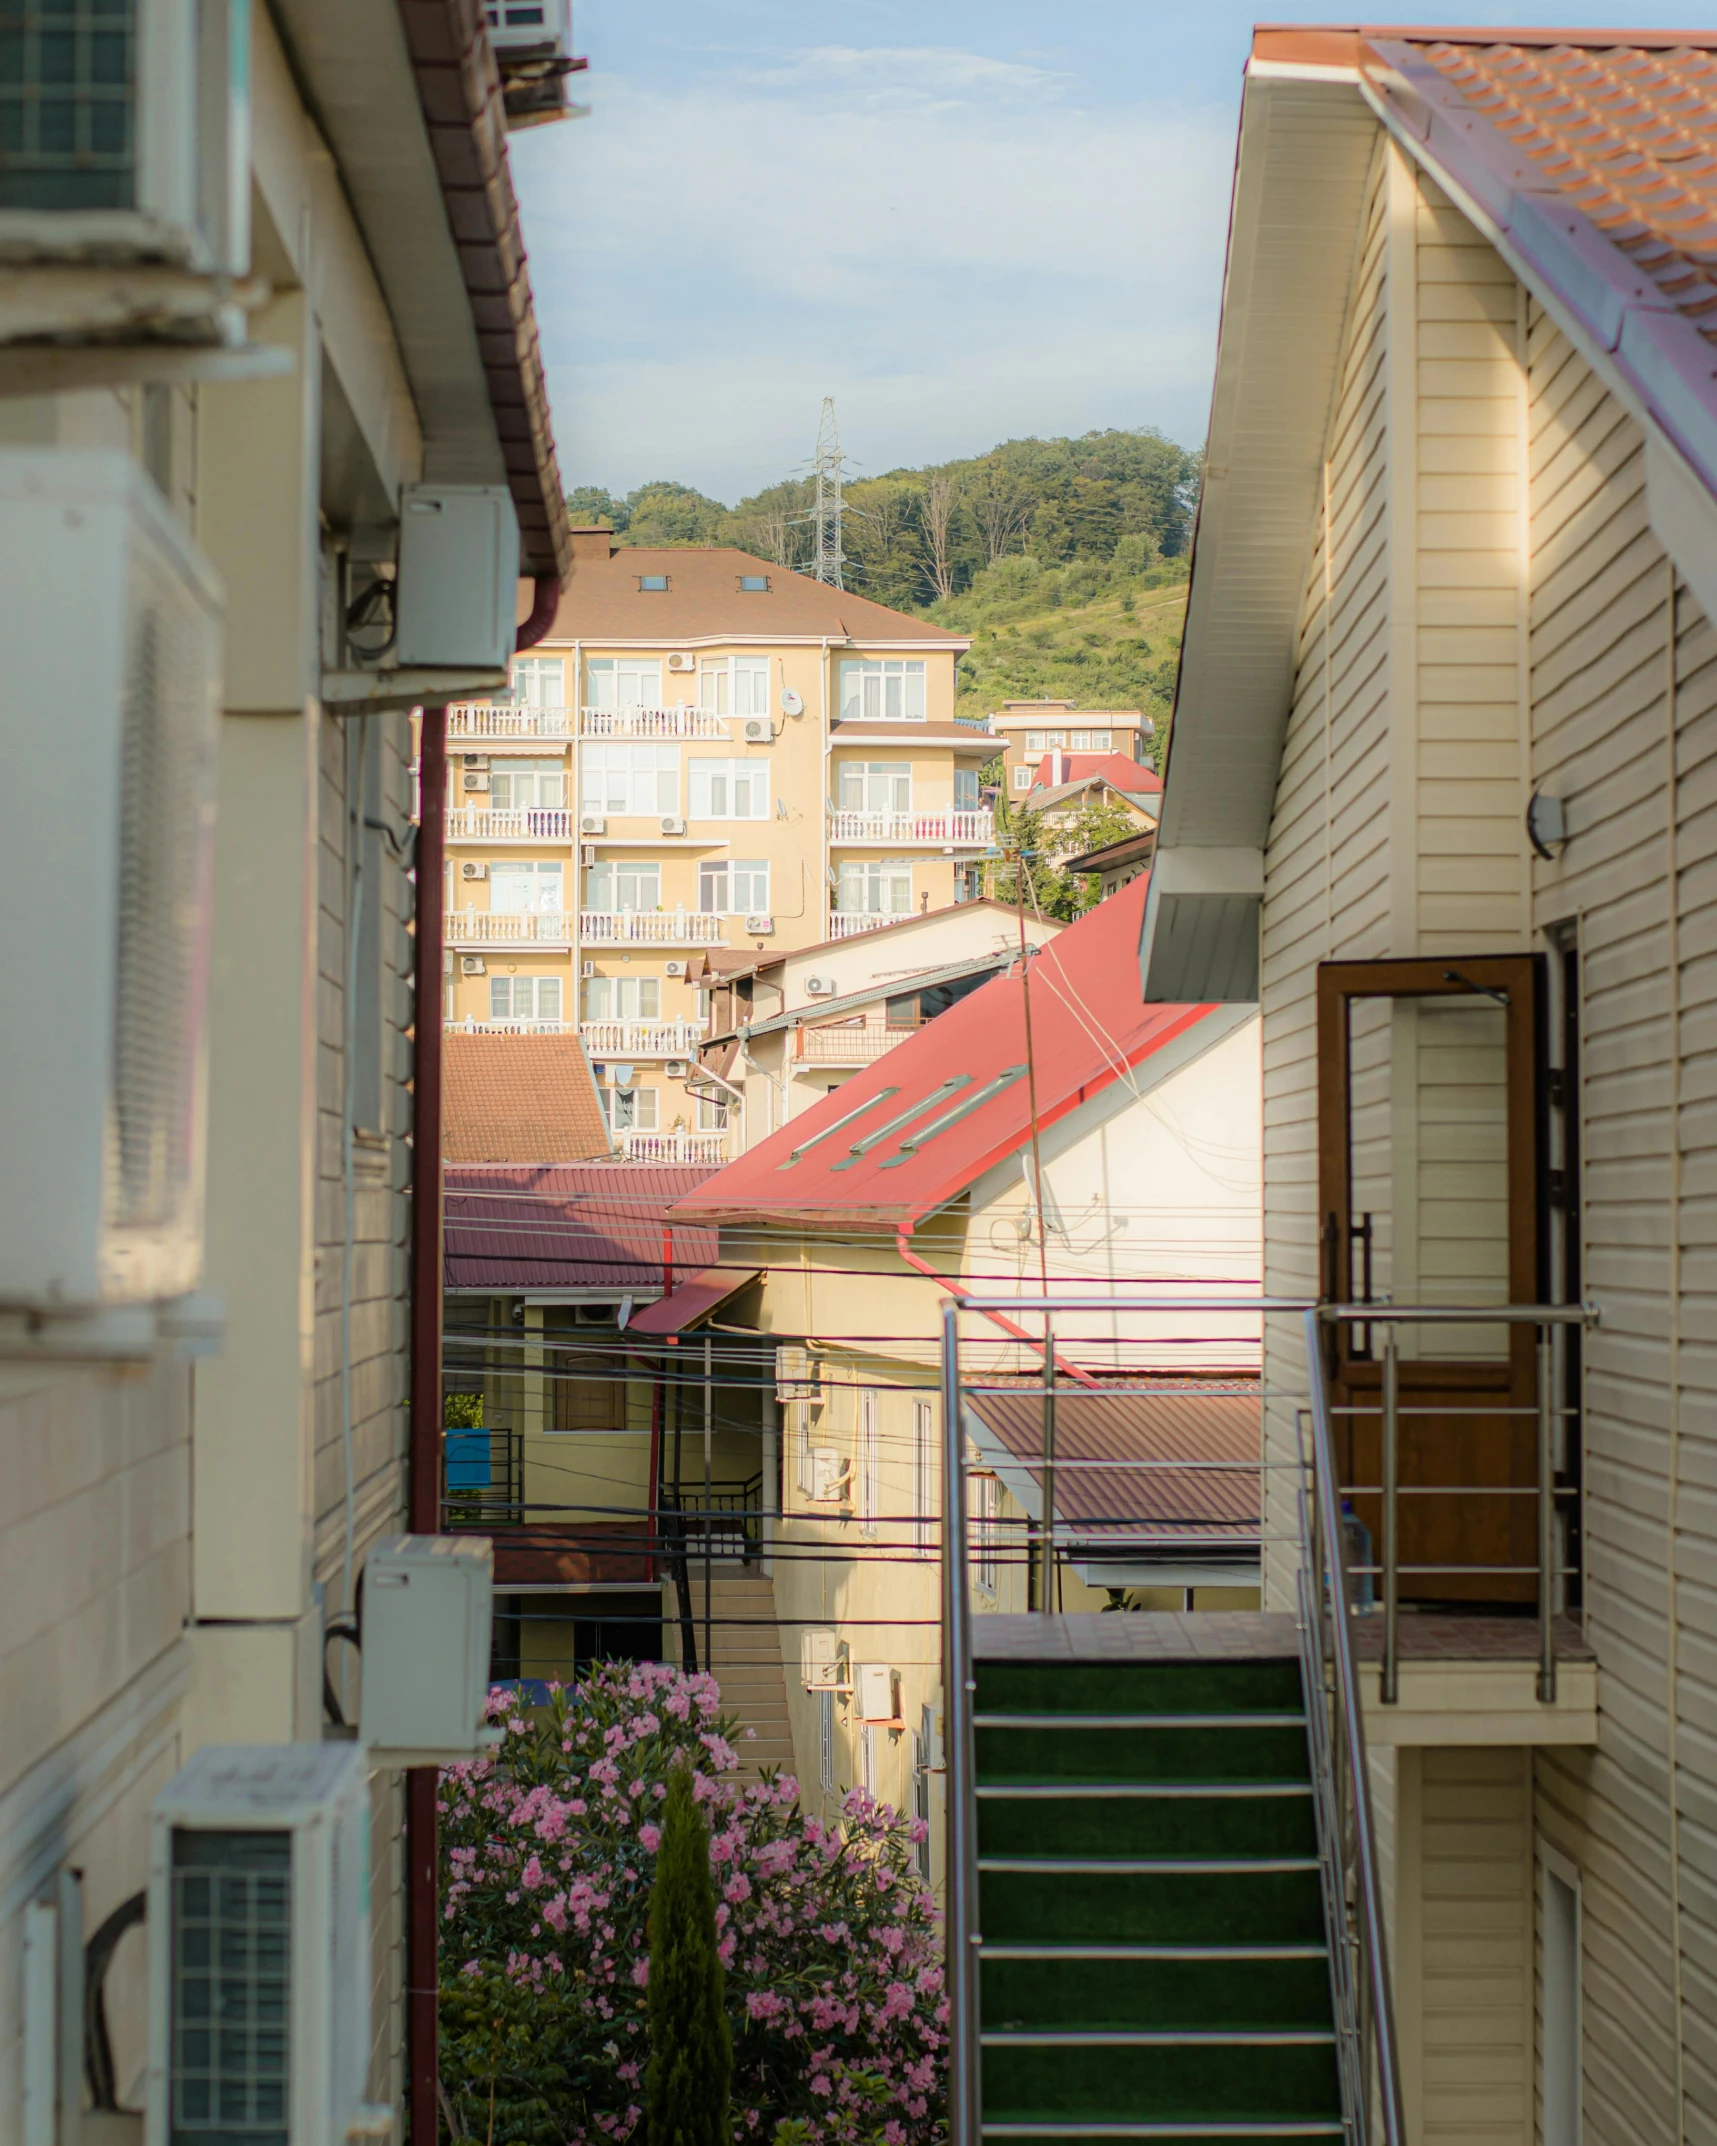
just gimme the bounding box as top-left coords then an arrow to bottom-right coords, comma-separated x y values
794,1018 -> 918,1064
440,1424 -> 525,1529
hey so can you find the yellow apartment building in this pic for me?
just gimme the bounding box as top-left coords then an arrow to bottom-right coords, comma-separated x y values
989,698 -> 1151,794
440,531 -> 985,1158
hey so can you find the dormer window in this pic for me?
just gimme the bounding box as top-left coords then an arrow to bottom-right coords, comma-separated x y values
739,575 -> 770,592
638,574 -> 669,592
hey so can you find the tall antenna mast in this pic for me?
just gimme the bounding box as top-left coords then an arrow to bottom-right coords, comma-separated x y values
809,396 -> 846,588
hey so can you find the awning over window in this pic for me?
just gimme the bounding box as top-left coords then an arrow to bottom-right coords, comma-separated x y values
626,1266 -> 760,1335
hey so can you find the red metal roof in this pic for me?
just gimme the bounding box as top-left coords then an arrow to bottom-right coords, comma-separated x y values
445,1163 -> 718,1292
671,874 -> 1215,1233
626,1266 -> 762,1335
1029,751 -> 1162,795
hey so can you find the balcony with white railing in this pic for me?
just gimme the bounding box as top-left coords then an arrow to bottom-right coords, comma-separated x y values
445,806 -> 576,842
828,808 -> 994,847
580,1020 -> 706,1058
447,1018 -> 571,1035
619,1129 -> 729,1164
828,911 -> 898,939
445,908 -> 572,946
794,1019 -> 918,1065
447,702 -> 572,744
581,706 -> 730,739
581,910 -> 727,946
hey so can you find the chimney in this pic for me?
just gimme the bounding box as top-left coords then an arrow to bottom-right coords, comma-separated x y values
569,524 -> 617,562
1051,749 -> 1064,787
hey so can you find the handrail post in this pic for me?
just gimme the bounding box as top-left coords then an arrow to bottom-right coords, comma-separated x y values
1537,1322 -> 1557,1704
940,1300 -> 981,2145
1041,1308 -> 1057,1620
1382,1334 -> 1399,1705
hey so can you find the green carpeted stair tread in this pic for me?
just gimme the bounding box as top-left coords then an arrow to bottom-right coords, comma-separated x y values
979,2127 -> 1344,2142
978,1862 -> 1326,1945
981,2039 -> 1342,2122
978,1784 -> 1317,1859
975,1660 -> 1305,1717
976,1722 -> 1312,1785
980,1948 -> 1332,2032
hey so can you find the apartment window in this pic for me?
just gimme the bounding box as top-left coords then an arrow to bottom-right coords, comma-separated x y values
859,1723 -> 878,1801
837,761 -> 911,814
1011,766 -> 1033,791
739,575 -> 770,593
838,859 -> 912,917
699,656 -> 769,717
1072,729 -> 1112,751
490,976 -> 562,1021
912,1401 -> 934,1558
840,659 -> 926,723
954,766 -> 981,810
508,655 -> 565,709
491,759 -> 564,809
695,1094 -> 729,1133
585,976 -> 660,1021
699,859 -> 770,914
582,743 -> 678,816
585,658 -> 664,711
604,1083 -> 658,1131
955,865 -> 983,904
1024,730 -> 1065,753
639,574 -> 669,592
859,1388 -> 879,1540
818,1689 -> 834,1792
489,860 -> 563,914
585,859 -> 660,912
689,758 -> 769,819
972,1464 -> 999,1596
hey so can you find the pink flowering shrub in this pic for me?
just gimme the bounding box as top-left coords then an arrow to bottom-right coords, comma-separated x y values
438,1661 -> 946,2144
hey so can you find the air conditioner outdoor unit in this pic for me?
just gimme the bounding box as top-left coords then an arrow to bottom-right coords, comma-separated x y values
743,719 -> 772,744
810,1448 -> 850,1503
665,1060 -> 688,1078
461,956 -> 486,975
666,652 -> 696,673
461,861 -> 488,881
745,914 -> 775,936
147,1744 -> 386,2146
800,1627 -> 843,1694
664,959 -> 686,978
661,815 -> 688,836
856,1664 -> 899,1725
0,451 -> 221,1310
581,961 -> 596,979
580,814 -> 607,836
462,771 -> 490,792
0,0 -> 251,296
805,976 -> 835,996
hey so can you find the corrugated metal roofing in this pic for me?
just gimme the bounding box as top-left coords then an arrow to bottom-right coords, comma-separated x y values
626,1266 -> 761,1335
671,873 -> 1216,1233
967,1383 -> 1261,1547
444,1163 -> 719,1291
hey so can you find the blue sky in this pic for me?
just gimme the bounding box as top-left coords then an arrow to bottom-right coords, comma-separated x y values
509,3 -> 1716,504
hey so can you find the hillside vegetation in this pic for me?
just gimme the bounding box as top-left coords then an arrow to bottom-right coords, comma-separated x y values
566,427 -> 1192,751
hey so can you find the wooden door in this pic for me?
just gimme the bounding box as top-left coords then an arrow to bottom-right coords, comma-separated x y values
1318,957 -> 1545,1606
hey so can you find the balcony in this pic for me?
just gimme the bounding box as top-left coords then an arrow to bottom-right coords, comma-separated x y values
447,702 -> 571,744
828,808 -> 994,847
794,1019 -> 918,1065
445,908 -> 571,946
581,705 -> 730,739
446,806 -> 574,842
828,911 -> 899,939
581,910 -> 727,946
620,1129 -> 728,1163
581,1020 -> 706,1058
447,1018 -> 570,1035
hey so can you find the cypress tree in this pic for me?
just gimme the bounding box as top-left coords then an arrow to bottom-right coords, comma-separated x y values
645,1763 -> 732,2146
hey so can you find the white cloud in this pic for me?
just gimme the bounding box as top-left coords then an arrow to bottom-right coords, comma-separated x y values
508,43 -> 1233,500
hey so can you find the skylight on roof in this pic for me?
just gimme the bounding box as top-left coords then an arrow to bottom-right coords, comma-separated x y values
639,574 -> 669,592
739,575 -> 770,592
877,1066 -> 1028,1168
829,1078 -> 972,1170
778,1088 -> 901,1169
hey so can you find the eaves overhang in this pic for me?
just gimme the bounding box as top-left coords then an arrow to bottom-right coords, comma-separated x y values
270,0 -> 568,579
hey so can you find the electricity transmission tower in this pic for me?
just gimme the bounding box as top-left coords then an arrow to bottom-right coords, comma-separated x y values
808,397 -> 846,588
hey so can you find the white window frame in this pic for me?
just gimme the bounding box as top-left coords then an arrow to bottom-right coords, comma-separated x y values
840,658 -> 927,723
584,975 -> 660,1022
699,655 -> 770,717
794,1400 -> 813,1499
585,858 -> 661,913
912,1400 -> 934,1558
689,758 -> 770,820
859,1722 -> 877,1800
489,974 -> 562,1022
488,859 -> 564,914
490,759 -> 565,809
859,1388 -> 879,1540
1011,766 -> 1033,791
837,761 -> 912,814
954,765 -> 981,809
604,1082 -> 659,1132
972,1463 -> 999,1596
698,858 -> 770,915
1071,729 -> 1112,752
838,858 -> 913,918
581,743 -> 678,817
585,657 -> 664,711
818,1688 -> 835,1792
508,655 -> 566,710
695,1093 -> 729,1133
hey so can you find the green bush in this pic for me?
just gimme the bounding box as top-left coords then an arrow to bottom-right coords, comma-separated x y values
646,1765 -> 732,2146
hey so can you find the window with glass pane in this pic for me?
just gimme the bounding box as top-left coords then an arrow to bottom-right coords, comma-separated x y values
838,660 -> 927,722
689,759 -> 768,819
490,976 -> 562,1020
508,657 -> 565,709
954,766 -> 981,809
605,1085 -> 658,1131
1072,729 -> 1111,751
585,658 -> 664,711
696,1094 -> 728,1132
584,976 -> 659,1021
490,759 -> 565,808
0,1 -> 137,213
838,860 -> 912,916
837,761 -> 911,813
698,662 -> 730,716
581,744 -> 678,815
489,861 -> 563,914
734,657 -> 769,716
585,859 -> 660,912
699,859 -> 769,912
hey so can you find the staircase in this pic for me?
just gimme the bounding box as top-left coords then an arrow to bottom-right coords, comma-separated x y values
674,1569 -> 797,1779
971,1615 -> 1343,2141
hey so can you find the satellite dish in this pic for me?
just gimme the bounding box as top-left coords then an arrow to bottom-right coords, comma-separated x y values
780,688 -> 805,717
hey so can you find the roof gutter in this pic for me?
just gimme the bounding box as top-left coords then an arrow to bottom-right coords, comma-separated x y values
893,1219 -> 1102,1391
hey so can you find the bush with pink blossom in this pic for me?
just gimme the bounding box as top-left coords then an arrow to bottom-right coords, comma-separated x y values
437,1661 -> 947,2145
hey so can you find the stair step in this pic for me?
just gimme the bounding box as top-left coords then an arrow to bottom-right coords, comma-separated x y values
979,1785 -> 1317,1860
981,2032 -> 1335,2048
975,1659 -> 1306,1717
981,2126 -> 1344,2141
977,1720 -> 1312,1787
979,1861 -> 1326,1947
973,1714 -> 1305,1731
980,1858 -> 1319,1876
981,1947 -> 1333,2035
981,2039 -> 1342,2124
977,1783 -> 1313,1799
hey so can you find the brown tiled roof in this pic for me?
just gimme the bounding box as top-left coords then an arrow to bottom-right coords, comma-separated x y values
443,1033 -> 613,1163
541,543 -> 969,647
